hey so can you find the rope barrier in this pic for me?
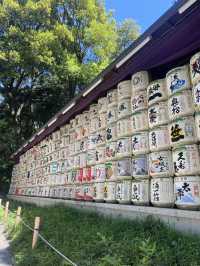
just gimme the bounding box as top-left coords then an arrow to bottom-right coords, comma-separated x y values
0,203 -> 78,266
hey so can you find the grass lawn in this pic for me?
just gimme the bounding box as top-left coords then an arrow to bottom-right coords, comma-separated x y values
0,200 -> 200,266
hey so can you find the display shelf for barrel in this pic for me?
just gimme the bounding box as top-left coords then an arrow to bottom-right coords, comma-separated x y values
168,90 -> 194,121
131,179 -> 150,206
166,65 -> 191,96
131,89 -> 148,114
190,52 -> 200,86
173,144 -> 200,176
131,71 -> 149,92
149,150 -> 174,178
116,178 -> 132,204
148,101 -> 169,129
117,80 -> 132,100
151,177 -> 174,208
132,154 -> 149,180
116,157 -> 132,180
131,111 -> 149,133
174,176 -> 200,210
104,180 -> 117,203
168,116 -> 197,147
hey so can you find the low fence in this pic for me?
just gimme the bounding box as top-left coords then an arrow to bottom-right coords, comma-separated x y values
0,199 -> 77,266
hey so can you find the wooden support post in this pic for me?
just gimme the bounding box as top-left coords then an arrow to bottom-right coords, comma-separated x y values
15,206 -> 22,226
32,217 -> 40,249
4,201 -> 9,221
0,199 -> 2,207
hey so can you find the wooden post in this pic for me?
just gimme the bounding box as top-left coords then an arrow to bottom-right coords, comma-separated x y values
15,206 -> 22,226
4,201 -> 9,221
32,217 -> 40,249
0,199 -> 2,207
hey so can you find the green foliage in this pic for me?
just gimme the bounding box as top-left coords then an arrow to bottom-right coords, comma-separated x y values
0,0 -> 140,191
1,201 -> 200,266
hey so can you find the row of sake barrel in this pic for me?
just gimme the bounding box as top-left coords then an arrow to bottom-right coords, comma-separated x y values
11,175 -> 200,210
12,145 -> 200,187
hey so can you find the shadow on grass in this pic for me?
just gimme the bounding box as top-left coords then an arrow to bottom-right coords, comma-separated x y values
1,199 -> 200,266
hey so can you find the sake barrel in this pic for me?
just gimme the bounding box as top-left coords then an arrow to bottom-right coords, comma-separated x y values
83,182 -> 94,201
149,125 -> 170,152
147,79 -> 167,106
104,180 -> 116,203
90,116 -> 99,133
195,112 -> 200,141
96,130 -> 106,146
118,98 -> 131,119
74,154 -> 80,169
117,80 -> 131,99
131,90 -> 148,113
63,186 -> 70,199
96,164 -> 106,181
106,123 -> 117,142
117,157 -> 132,179
98,112 -> 107,130
75,183 -> 84,200
96,146 -> 106,163
91,165 -> 97,181
117,116 -> 132,138
131,71 -> 149,92
98,97 -> 108,114
88,133 -> 97,150
132,154 -> 149,179
87,149 -> 96,166
107,105 -> 118,124
79,139 -> 87,153
131,111 -> 149,133
105,161 -> 117,180
166,65 -> 191,96
173,144 -> 200,176
116,178 -> 132,204
132,131 -> 149,155
107,89 -> 118,106
89,104 -> 98,118
168,90 -> 194,121
149,150 -> 174,178
192,82 -> 200,111
131,179 -> 150,205
80,152 -> 87,168
169,116 -> 197,147
175,176 -> 200,210
148,101 -> 168,128
151,177 -> 174,207
106,141 -> 117,161
116,137 -> 132,158
190,51 -> 200,85
93,181 -> 104,202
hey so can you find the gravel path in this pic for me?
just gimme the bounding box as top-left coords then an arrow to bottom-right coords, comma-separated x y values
0,224 -> 13,266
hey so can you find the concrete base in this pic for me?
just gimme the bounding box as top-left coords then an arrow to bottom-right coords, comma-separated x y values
8,195 -> 200,235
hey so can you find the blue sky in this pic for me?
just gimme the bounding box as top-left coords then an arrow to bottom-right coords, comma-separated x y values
105,0 -> 174,32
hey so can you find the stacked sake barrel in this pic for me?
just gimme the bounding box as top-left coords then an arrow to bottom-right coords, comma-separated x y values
147,76 -> 174,207
131,72 -> 150,205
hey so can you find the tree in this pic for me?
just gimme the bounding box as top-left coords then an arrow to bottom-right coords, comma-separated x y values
0,0 -> 140,192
